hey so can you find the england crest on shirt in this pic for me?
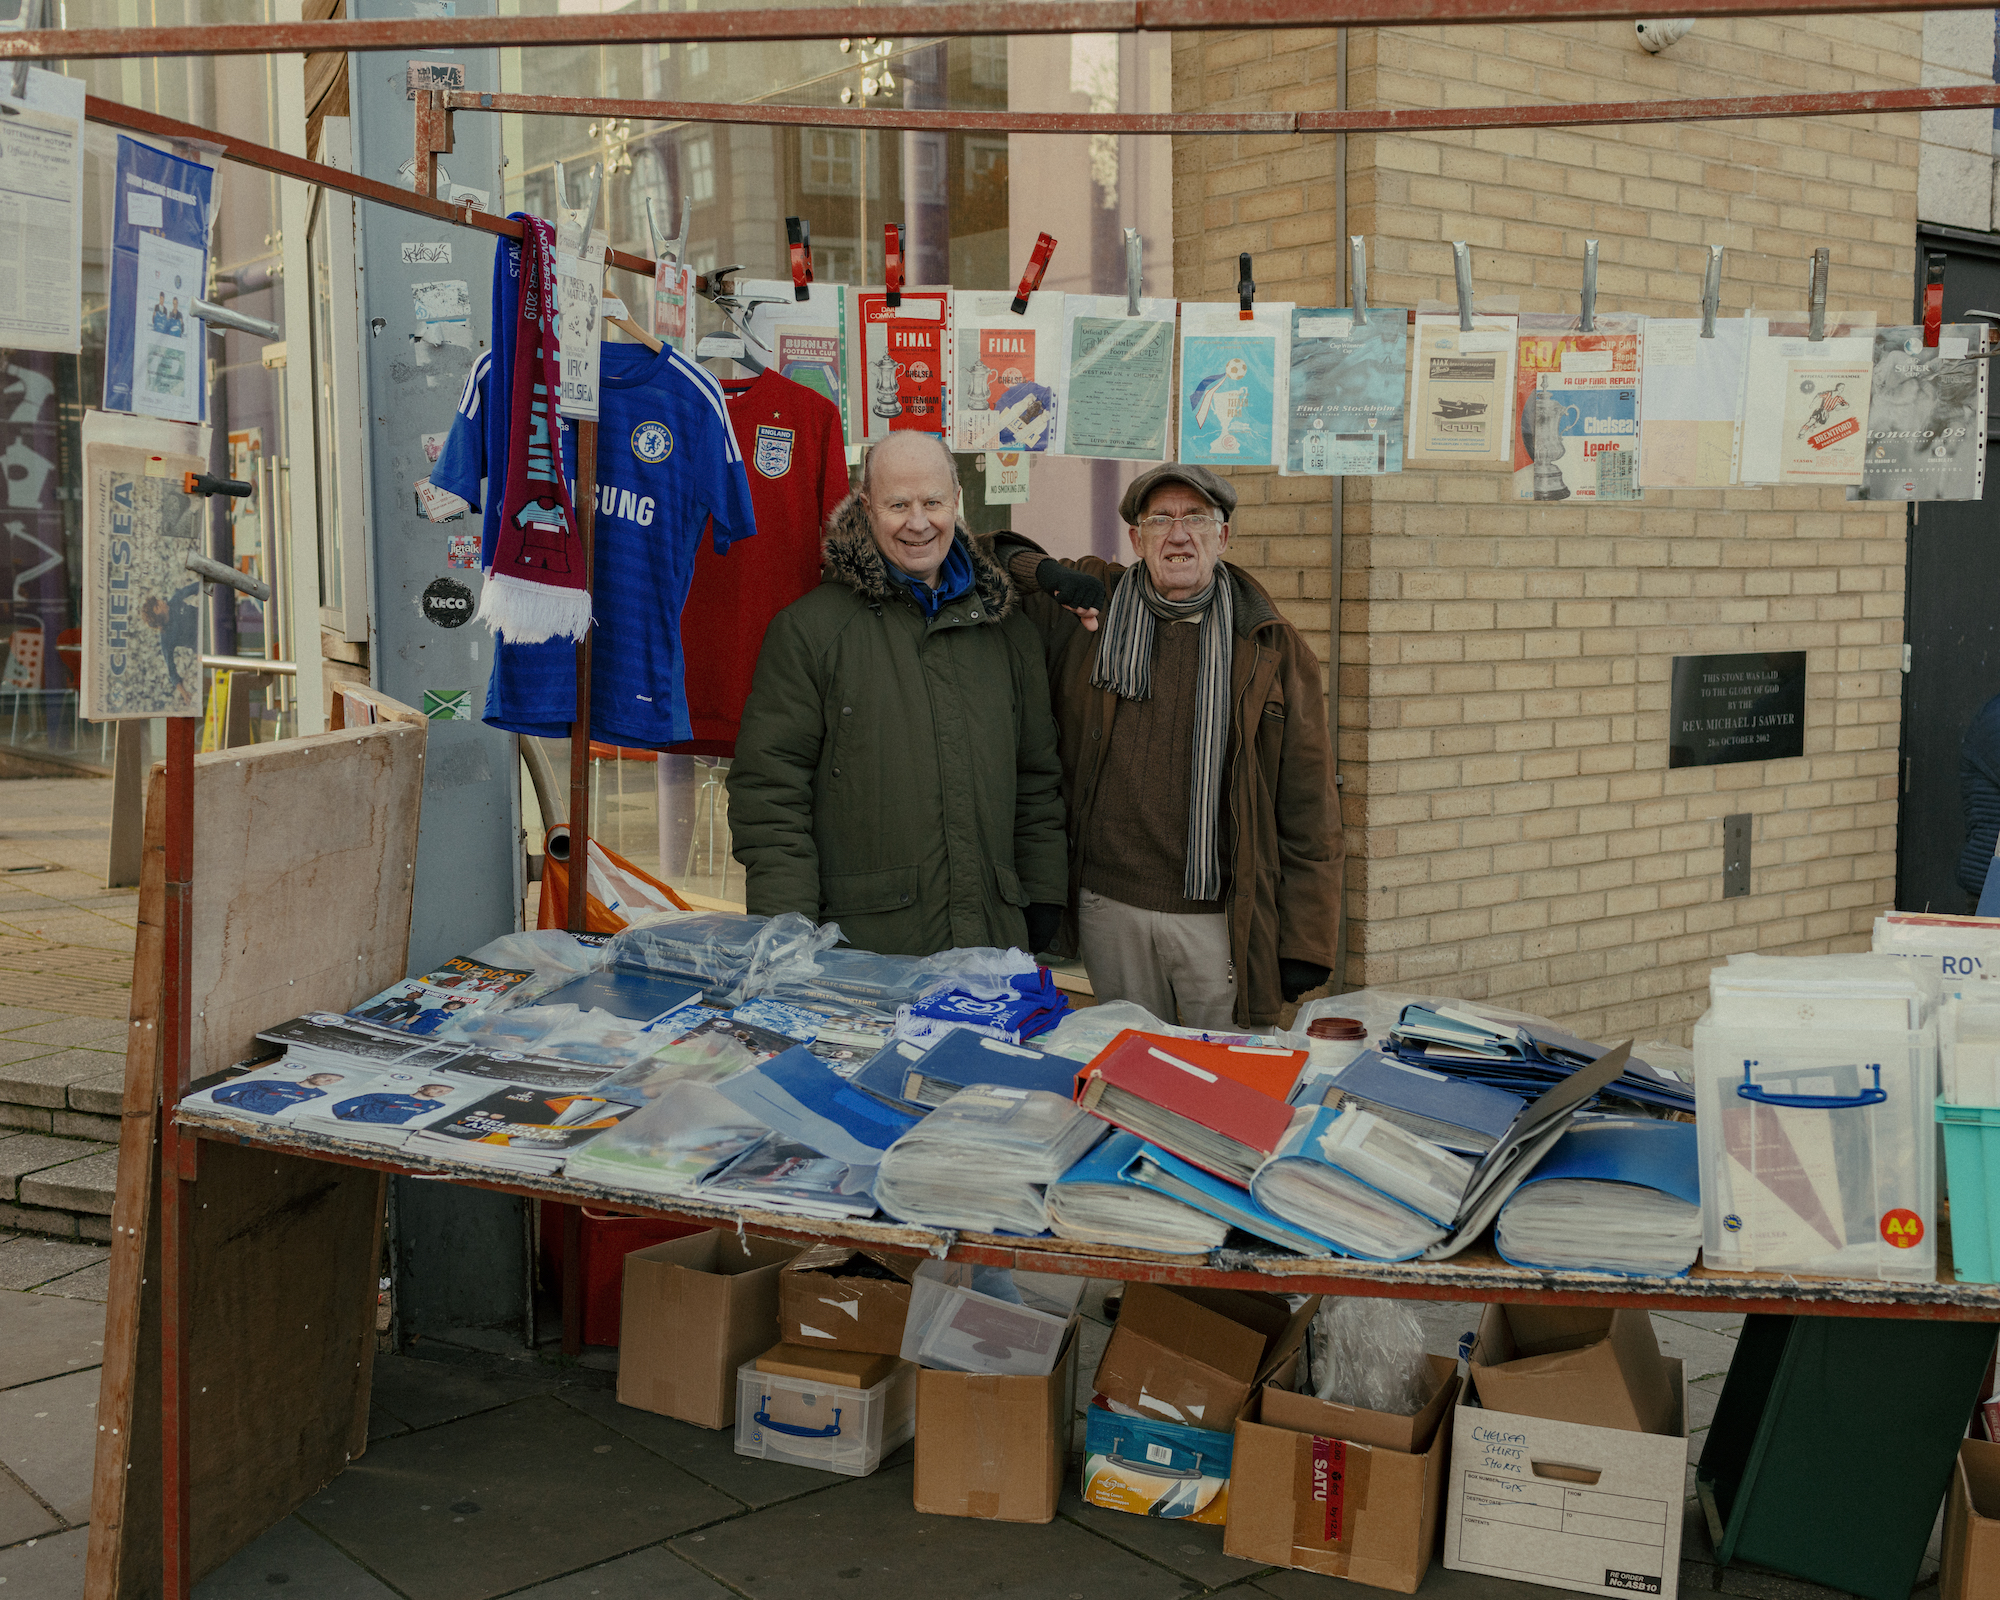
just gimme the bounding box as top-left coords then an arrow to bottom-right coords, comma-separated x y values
753,424 -> 795,479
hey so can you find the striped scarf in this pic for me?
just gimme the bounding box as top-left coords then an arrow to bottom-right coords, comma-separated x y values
1090,562 -> 1234,902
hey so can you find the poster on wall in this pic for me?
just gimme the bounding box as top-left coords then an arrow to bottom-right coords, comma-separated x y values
1850,324 -> 1989,502
1056,295 -> 1176,463
850,288 -> 949,443
105,137 -> 214,422
949,289 -> 1065,455
80,410 -> 210,721
1638,316 -> 1752,488
1408,312 -> 1518,463
1283,307 -> 1409,476
0,65 -> 85,355
1177,301 -> 1292,469
1511,313 -> 1642,501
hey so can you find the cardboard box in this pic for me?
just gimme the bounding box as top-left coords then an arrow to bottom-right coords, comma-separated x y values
1225,1376 -> 1462,1593
1444,1358 -> 1688,1600
778,1245 -> 919,1355
1082,1399 -> 1235,1525
1261,1353 -> 1458,1455
1092,1283 -> 1318,1431
616,1230 -> 797,1429
912,1321 -> 1079,1523
1469,1306 -> 1673,1437
1943,1438 -> 2000,1600
755,1342 -> 902,1390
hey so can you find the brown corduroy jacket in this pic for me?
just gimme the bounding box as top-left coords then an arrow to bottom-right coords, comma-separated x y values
994,534 -> 1344,1029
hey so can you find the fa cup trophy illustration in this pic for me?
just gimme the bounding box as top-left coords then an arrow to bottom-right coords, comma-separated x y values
1529,388 -> 1572,501
870,353 -> 906,420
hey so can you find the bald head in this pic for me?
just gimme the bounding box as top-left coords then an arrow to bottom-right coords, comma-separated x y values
859,431 -> 961,587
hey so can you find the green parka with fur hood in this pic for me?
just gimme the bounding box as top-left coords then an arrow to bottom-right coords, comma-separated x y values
725,496 -> 1068,957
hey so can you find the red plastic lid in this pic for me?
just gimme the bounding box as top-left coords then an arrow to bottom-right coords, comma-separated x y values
1306,1016 -> 1366,1041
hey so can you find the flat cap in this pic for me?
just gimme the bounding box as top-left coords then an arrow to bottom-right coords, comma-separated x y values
1117,463 -> 1238,526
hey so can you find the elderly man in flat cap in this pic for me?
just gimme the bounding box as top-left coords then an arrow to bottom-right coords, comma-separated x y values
993,464 -> 1342,1031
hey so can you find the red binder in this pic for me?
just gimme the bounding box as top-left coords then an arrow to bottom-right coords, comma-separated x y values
1071,1029 -> 1306,1103
1076,1031 -> 1307,1185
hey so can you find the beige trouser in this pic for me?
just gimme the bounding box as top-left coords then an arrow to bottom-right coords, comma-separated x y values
1077,887 -> 1238,1030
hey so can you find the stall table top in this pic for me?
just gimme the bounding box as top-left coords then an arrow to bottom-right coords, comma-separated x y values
179,1109 -> 2000,1322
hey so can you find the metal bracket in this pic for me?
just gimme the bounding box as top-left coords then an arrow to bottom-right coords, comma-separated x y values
1701,245 -> 1722,339
1807,246 -> 1828,342
193,298 -> 280,341
1238,252 -> 1255,320
1452,241 -> 1474,332
1124,227 -> 1142,315
410,88 -> 455,200
1579,238 -> 1598,333
1349,235 -> 1368,326
185,552 -> 271,603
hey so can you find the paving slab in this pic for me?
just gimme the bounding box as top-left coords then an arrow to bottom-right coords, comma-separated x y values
19,1149 -> 118,1214
0,1367 -> 99,1523
1057,1480 -> 1263,1590
1,1019 -> 129,1050
556,1383 -> 846,1511
0,1289 -> 105,1390
0,1038 -> 58,1068
50,1110 -> 118,1142
65,1073 -> 125,1117
35,1258 -> 110,1303
368,1352 -> 565,1433
0,1006 -> 66,1032
0,1199 -> 78,1239
0,1135 -> 107,1199
0,1523 -> 87,1600
192,1513 -> 402,1600
0,1105 -> 53,1133
0,1236 -> 106,1291
510,1544 -> 737,1598
0,1051 -> 122,1110
1652,1313 -> 1743,1385
300,1393 -> 741,1600
0,1463 -> 61,1547
670,1461 -> 1198,1600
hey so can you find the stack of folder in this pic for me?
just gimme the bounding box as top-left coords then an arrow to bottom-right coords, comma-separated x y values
852,1029 -> 1076,1114
1073,1031 -> 1312,1185
875,1086 -> 1104,1235
1382,1003 -> 1694,1113
1494,1118 -> 1701,1277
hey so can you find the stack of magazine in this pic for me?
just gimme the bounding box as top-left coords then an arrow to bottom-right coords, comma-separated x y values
563,1080 -> 770,1197
1045,1131 -> 1229,1254
404,1085 -> 638,1175
1383,1003 -> 1693,1113
876,1086 -> 1105,1235
1494,1118 -> 1701,1277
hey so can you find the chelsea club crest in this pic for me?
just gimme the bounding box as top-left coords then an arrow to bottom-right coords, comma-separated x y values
630,421 -> 673,463
754,424 -> 795,478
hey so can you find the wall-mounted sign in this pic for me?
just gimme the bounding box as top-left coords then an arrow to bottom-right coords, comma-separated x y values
1669,651 -> 1806,768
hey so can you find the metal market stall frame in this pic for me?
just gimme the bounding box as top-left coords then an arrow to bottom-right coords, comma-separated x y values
21,7 -> 2000,1596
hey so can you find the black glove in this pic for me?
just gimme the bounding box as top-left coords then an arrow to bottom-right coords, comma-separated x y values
1279,959 -> 1331,1004
1036,559 -> 1109,616
1024,902 -> 1065,954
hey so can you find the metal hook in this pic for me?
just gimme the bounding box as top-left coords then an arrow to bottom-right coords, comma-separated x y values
1580,239 -> 1598,334
1701,245 -> 1722,339
1350,236 -> 1368,327
1807,247 -> 1828,342
1452,242 -> 1474,333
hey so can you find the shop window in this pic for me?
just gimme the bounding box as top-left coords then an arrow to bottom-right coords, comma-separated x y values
968,36 -> 1007,89
964,137 -> 1007,204
802,129 -> 873,198
683,133 -> 716,205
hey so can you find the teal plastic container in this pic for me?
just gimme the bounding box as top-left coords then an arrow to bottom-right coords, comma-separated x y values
1938,1101 -> 2000,1283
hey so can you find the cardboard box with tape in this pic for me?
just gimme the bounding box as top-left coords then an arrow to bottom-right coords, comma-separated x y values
913,1321 -> 1079,1522
616,1229 -> 797,1429
1091,1283 -> 1318,1430
778,1245 -> 920,1355
1225,1355 -> 1462,1593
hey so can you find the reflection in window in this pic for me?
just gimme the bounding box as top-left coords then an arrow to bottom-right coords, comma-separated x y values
683,134 -> 716,204
803,129 -> 866,198
811,237 -> 860,284
964,138 -> 1007,203
908,133 -> 947,206
969,36 -> 1007,89
629,144 -> 674,240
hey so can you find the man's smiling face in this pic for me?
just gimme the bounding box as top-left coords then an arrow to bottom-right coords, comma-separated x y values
1128,483 -> 1230,602
862,432 -> 960,587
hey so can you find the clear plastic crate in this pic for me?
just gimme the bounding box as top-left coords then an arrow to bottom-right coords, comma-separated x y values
1693,1016 -> 1937,1282
899,1261 -> 1086,1376
733,1358 -> 916,1477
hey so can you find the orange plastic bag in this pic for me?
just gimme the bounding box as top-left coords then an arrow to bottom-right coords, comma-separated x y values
536,824 -> 690,933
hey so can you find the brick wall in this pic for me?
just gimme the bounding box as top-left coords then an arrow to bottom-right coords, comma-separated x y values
1174,18 -> 1922,1043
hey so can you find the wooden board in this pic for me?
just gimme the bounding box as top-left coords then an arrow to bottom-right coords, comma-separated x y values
87,715 -> 427,1599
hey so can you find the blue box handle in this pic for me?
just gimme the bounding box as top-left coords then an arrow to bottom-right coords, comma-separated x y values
755,1398 -> 843,1439
1737,1060 -> 1885,1110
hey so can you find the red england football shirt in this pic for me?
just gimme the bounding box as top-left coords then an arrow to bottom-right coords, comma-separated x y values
670,369 -> 849,754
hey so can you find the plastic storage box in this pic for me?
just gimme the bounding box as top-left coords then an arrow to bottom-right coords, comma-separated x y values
734,1356 -> 916,1476
1694,991 -> 1937,1282
899,1261 -> 1086,1376
1938,1102 -> 2000,1283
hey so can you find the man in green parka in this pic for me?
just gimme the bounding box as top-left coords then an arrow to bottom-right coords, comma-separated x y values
726,430 -> 1068,958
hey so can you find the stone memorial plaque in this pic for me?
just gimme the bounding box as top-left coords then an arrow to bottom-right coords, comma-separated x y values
1669,651 -> 1807,767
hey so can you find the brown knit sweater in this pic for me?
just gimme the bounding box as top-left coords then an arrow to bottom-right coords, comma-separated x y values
1079,616 -> 1228,915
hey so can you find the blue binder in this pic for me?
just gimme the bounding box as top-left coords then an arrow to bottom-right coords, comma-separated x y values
893,1029 -> 1076,1106
1322,1049 -> 1522,1154
714,1044 -> 921,1169
1494,1118 -> 1701,1277
1115,1138 -> 1342,1258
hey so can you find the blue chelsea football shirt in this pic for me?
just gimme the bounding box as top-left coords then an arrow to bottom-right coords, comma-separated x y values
432,234 -> 757,748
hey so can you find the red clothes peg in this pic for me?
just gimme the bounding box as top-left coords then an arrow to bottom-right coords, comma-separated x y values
884,222 -> 904,308
1012,232 -> 1057,315
786,217 -> 813,302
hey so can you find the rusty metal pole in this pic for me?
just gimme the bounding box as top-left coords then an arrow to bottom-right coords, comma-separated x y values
159,713 -> 197,1600
559,419 -> 598,1358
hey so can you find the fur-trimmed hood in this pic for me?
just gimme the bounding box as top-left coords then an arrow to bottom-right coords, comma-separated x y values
820,493 -> 1015,620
